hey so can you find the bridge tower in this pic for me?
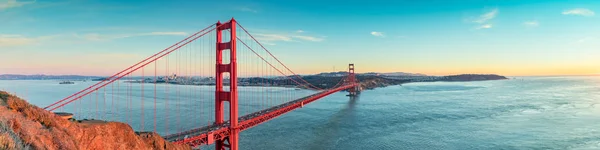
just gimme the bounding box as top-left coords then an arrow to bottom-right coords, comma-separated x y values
215,18 -> 239,150
347,64 -> 359,96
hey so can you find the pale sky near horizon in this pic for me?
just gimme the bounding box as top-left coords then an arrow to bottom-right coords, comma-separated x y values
1,0 -> 599,76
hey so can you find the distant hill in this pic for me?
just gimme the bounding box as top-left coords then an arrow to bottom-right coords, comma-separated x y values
314,71 -> 348,77
0,74 -> 102,80
315,71 -> 426,77
362,72 -> 427,77
441,74 -> 508,81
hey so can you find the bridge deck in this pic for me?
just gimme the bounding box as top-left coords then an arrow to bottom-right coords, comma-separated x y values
165,83 -> 357,147
165,88 -> 330,141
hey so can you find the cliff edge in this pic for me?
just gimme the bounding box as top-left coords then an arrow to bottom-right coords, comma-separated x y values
0,91 -> 190,150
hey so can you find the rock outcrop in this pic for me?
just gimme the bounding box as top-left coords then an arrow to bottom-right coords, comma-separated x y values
0,91 -> 190,150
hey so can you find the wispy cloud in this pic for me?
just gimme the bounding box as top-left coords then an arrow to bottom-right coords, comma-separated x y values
473,8 -> 498,24
238,7 -> 257,13
292,35 -> 324,42
371,31 -> 384,37
253,33 -> 293,42
296,30 -> 304,33
78,33 -> 124,41
523,21 -> 539,27
94,53 -> 143,60
142,32 -> 187,36
77,32 -> 188,41
562,8 -> 595,17
0,34 -> 36,47
470,8 -> 498,30
0,31 -> 188,47
570,37 -> 600,50
0,0 -> 35,10
476,24 -> 493,29
250,31 -> 325,44
574,37 -> 596,44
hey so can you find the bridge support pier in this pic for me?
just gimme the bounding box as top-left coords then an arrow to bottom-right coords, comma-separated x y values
215,18 -> 239,150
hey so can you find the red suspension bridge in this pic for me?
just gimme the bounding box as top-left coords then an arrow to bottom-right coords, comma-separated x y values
43,18 -> 360,150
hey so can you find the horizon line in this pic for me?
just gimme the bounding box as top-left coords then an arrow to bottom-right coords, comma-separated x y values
1,73 -> 598,77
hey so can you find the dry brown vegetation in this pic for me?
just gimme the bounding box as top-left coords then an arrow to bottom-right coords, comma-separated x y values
0,122 -> 30,150
0,91 -> 190,150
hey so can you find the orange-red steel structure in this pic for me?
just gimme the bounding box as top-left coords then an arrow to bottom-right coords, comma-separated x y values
214,19 -> 239,150
44,18 -> 359,150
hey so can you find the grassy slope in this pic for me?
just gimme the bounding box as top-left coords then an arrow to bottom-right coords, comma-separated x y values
0,91 -> 190,150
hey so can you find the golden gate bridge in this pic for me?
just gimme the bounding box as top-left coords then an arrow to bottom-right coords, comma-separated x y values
43,18 -> 360,150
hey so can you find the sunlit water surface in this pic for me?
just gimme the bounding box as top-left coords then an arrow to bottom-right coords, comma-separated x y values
1,76 -> 600,149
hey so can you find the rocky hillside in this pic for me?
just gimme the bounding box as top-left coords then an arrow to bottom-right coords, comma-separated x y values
0,91 -> 190,150
356,76 -> 410,90
441,74 -> 508,81
354,74 -> 507,90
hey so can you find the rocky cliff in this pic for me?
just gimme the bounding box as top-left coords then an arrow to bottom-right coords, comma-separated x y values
0,91 -> 190,150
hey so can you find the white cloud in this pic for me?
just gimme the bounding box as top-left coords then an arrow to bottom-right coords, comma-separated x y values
253,33 -> 293,42
523,21 -> 539,27
0,0 -> 34,10
143,32 -> 188,36
473,8 -> 498,23
0,31 -> 189,47
292,35 -> 324,42
476,24 -> 493,29
371,31 -> 384,37
79,33 -> 108,41
94,53 -> 143,59
252,32 -> 325,43
469,8 -> 498,30
562,8 -> 595,17
296,30 -> 304,33
78,31 -> 188,41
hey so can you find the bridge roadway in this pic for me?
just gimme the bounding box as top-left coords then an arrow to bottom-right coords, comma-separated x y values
164,83 -> 358,147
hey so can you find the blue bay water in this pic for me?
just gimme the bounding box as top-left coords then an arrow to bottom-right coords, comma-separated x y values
1,76 -> 600,149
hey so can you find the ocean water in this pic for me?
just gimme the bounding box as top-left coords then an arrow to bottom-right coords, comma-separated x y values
1,76 -> 600,149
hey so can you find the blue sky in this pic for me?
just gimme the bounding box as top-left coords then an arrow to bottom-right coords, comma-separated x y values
1,0 -> 599,76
